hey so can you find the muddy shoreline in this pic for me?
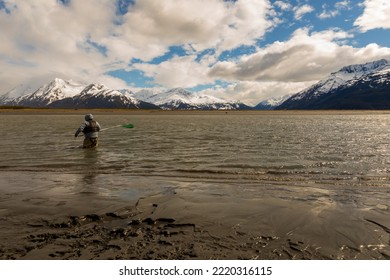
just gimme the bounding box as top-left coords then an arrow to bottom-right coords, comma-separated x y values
1,178 -> 389,260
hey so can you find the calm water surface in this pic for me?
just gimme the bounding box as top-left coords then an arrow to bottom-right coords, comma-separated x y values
1,113 -> 390,199
2,114 -> 390,177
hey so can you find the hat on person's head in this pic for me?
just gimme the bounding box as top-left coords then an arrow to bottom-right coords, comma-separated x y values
85,114 -> 93,121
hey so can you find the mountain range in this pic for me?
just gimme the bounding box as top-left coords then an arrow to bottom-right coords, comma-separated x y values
0,78 -> 249,110
49,83 -> 159,109
133,87 -> 250,110
277,59 -> 390,110
1,59 -> 390,110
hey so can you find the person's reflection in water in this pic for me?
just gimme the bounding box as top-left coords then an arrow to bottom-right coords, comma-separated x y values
79,148 -> 100,194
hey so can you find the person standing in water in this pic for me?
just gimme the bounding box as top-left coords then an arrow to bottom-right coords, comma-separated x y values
75,114 -> 101,148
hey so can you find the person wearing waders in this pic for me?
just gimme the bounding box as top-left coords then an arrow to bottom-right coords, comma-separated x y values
75,114 -> 101,148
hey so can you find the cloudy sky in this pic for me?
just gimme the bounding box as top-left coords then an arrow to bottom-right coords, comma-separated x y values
1,0 -> 390,105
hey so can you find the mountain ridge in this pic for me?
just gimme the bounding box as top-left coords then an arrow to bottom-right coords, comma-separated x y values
49,83 -> 159,109
5,78 -> 85,107
134,87 -> 251,110
0,78 -> 250,110
277,59 -> 390,110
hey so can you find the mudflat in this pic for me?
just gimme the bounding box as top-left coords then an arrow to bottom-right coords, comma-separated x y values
1,173 -> 389,260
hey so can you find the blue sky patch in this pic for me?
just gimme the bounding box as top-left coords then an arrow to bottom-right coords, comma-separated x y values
108,69 -> 154,88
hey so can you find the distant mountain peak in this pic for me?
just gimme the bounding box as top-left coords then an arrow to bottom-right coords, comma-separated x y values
81,83 -> 107,93
338,59 -> 389,74
255,94 -> 293,110
166,87 -> 192,95
3,78 -> 86,107
277,59 -> 390,110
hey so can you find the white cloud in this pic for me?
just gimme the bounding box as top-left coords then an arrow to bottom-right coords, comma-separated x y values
0,0 -> 120,92
118,0 -> 272,55
0,0 -> 273,94
318,1 -> 351,19
294,4 -> 314,20
200,81 -> 312,105
273,1 -> 292,11
318,5 -> 339,19
335,1 -> 351,9
354,0 -> 390,32
209,27 -> 390,83
318,10 -> 338,19
133,55 -> 214,88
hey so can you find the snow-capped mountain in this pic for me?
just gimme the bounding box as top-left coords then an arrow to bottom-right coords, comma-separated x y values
0,84 -> 39,105
50,83 -> 159,109
136,87 -> 251,110
0,75 -> 67,104
1,78 -> 251,110
131,88 -> 165,101
4,78 -> 85,107
254,94 -> 293,110
278,59 -> 390,109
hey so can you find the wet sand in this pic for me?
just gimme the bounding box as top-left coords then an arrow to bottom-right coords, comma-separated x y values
1,173 -> 390,260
